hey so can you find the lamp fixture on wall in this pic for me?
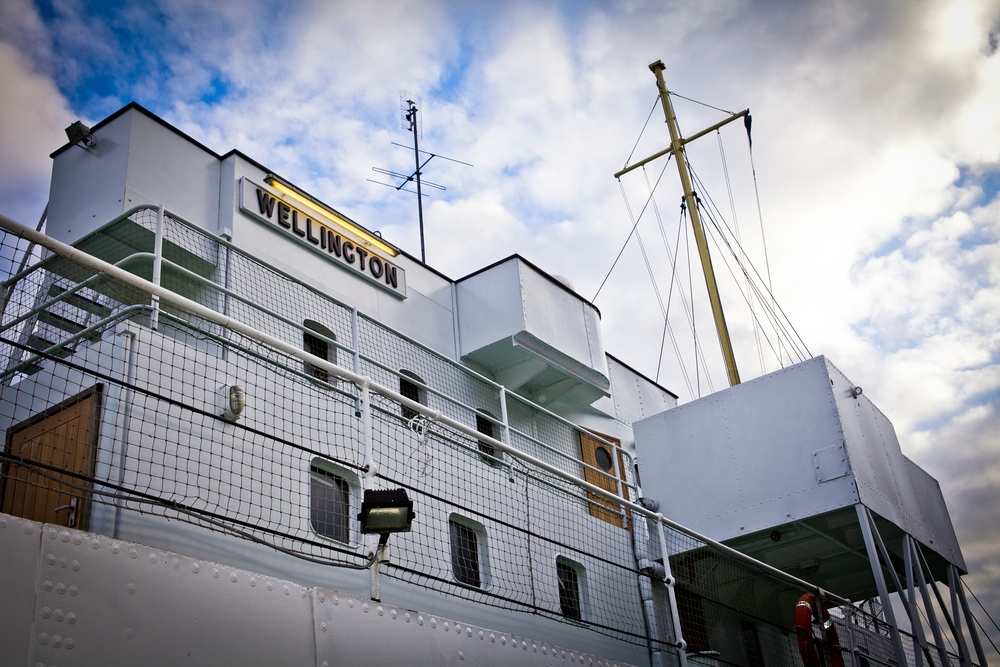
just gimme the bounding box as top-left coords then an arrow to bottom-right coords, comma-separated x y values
358,488 -> 414,601
220,384 -> 246,421
65,121 -> 96,149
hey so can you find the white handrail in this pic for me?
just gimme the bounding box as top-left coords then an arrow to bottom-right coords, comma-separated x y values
0,211 -> 848,606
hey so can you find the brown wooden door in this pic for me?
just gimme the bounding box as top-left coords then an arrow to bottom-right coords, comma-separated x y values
1,386 -> 102,530
579,430 -> 631,530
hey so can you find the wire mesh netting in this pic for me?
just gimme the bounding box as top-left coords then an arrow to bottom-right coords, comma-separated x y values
0,209 -> 979,666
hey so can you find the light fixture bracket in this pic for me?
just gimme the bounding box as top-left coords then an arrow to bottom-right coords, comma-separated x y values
358,488 -> 414,535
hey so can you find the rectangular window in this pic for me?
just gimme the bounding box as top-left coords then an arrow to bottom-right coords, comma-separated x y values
303,321 -> 337,384
475,411 -> 502,464
449,518 -> 482,588
399,371 -> 424,420
556,556 -> 588,621
303,331 -> 330,382
310,464 -> 350,543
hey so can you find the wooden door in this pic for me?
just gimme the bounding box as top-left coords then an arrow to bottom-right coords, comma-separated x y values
1,385 -> 102,530
579,430 -> 631,530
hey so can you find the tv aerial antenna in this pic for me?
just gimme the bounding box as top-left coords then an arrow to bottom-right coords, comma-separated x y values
369,92 -> 472,263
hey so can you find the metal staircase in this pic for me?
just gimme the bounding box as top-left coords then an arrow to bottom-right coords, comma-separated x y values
2,259 -> 117,379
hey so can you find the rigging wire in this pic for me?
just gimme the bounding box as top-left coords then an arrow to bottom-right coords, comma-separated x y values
685,209 -> 700,397
668,91 -> 736,116
605,162 -> 695,398
646,173 -> 696,396
593,156 -> 672,303
688,161 -> 813,364
644,171 -> 714,394
693,189 -> 809,368
745,121 -> 784,367
697,190 -> 811,368
622,97 -> 662,170
630,179 -> 669,320
963,579 -> 1000,652
716,130 -> 766,377
647,170 -> 710,375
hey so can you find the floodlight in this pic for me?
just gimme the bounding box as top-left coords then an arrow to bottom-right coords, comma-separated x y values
358,488 -> 414,535
65,121 -> 95,149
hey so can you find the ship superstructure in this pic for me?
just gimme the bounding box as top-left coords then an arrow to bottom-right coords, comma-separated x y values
0,96 -> 987,667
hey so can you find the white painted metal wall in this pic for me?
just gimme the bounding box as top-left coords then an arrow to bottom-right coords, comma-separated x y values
0,513 -> 637,667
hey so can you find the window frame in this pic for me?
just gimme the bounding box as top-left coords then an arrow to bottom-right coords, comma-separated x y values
475,409 -> 503,465
555,555 -> 589,622
308,458 -> 359,545
448,514 -> 490,590
399,369 -> 425,420
303,320 -> 337,384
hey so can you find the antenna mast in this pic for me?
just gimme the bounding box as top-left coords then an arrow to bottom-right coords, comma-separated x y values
615,60 -> 749,387
369,95 -> 472,265
404,100 -> 428,263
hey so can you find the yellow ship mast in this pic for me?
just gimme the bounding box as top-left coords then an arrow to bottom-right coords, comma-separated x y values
615,60 -> 748,387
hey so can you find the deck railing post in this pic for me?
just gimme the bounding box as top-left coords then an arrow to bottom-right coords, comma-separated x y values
656,516 -> 687,666
498,385 -> 511,446
150,204 -> 164,330
360,379 -> 375,479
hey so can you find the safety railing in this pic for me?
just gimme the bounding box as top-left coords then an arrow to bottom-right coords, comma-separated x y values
0,212 -> 977,667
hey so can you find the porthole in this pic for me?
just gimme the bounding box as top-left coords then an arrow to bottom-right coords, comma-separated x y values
594,445 -> 613,471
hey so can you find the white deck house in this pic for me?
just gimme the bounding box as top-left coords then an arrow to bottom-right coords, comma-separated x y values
0,104 -> 986,666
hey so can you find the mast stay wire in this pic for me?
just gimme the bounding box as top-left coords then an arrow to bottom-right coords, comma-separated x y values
694,166 -> 812,364
744,122 -> 784,368
647,170 -> 706,361
684,208 -> 706,397
963,579 -> 1000,653
669,90 -> 738,117
693,181 -> 810,367
688,163 -> 812,364
717,130 -> 766,377
642,167 -> 714,394
604,160 -> 696,399
593,96 -> 667,305
696,193 -> 799,370
686,161 -> 803,365
622,97 -> 662,171
593,156 -> 673,303
654,212 -> 697,397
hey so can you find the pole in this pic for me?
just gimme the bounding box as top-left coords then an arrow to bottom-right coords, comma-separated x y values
648,60 -> 741,386
407,101 -> 426,263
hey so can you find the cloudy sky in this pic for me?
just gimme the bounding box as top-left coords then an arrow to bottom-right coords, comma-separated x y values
2,0 -> 998,659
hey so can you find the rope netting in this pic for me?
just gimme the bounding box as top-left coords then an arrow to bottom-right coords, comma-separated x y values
0,209 -> 974,666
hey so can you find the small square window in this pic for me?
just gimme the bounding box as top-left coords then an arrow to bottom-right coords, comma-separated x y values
399,371 -> 425,420
476,411 -> 503,465
303,321 -> 337,384
310,464 -> 351,543
449,516 -> 489,589
304,332 -> 330,382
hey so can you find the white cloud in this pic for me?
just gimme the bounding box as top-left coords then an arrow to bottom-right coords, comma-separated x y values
0,38 -> 73,226
1,0 -> 998,659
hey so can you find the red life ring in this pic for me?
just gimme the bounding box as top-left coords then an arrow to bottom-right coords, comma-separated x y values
794,593 -> 845,667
